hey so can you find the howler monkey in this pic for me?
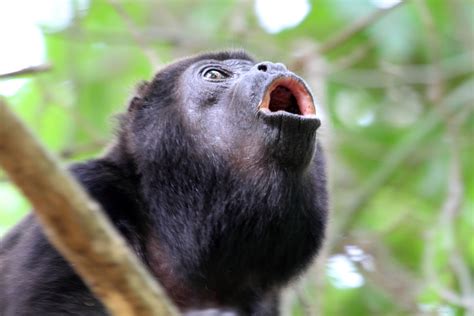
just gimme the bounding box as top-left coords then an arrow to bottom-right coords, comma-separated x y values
0,51 -> 328,315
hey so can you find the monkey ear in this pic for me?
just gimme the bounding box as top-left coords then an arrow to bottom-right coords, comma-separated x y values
135,80 -> 150,98
128,96 -> 142,112
128,81 -> 150,112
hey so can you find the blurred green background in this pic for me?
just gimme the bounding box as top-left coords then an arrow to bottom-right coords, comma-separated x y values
0,0 -> 473,315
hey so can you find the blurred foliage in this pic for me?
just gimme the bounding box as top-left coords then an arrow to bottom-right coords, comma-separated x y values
0,0 -> 473,315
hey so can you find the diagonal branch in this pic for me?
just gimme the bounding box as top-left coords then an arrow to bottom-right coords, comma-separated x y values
0,100 -> 178,316
107,0 -> 161,69
317,1 -> 406,55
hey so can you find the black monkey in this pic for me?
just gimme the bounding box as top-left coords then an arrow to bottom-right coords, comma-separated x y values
0,51 -> 328,315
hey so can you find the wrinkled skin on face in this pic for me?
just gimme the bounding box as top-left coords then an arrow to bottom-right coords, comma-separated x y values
0,51 -> 328,316
177,55 -> 320,171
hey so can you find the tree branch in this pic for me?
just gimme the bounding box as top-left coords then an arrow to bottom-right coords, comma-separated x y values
0,100 -> 178,316
107,0 -> 162,69
317,1 -> 406,54
414,0 -> 445,103
331,51 -> 474,87
0,64 -> 51,79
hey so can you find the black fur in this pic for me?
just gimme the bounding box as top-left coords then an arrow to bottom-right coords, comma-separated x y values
0,50 -> 328,315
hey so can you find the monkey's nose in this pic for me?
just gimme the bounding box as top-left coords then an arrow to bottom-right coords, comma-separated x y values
255,62 -> 288,73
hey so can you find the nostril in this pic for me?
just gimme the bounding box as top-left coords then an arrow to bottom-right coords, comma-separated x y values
257,64 -> 267,72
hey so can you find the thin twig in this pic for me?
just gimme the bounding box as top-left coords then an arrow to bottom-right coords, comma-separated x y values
329,43 -> 373,73
449,248 -> 474,310
332,51 -> 473,87
60,140 -> 108,159
435,95 -> 473,314
295,285 -> 317,316
423,231 -> 474,312
0,64 -> 51,79
415,4 -> 474,308
317,1 -> 406,54
435,131 -> 473,312
107,0 -> 161,69
414,0 -> 444,103
352,234 -> 420,312
405,13 -> 465,308
448,0 -> 474,51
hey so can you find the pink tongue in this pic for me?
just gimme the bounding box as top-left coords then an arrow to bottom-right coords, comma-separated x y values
269,86 -> 292,111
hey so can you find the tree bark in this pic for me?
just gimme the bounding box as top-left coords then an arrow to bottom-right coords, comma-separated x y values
0,100 -> 178,316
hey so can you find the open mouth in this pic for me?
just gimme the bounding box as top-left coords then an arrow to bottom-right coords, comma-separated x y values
258,76 -> 316,117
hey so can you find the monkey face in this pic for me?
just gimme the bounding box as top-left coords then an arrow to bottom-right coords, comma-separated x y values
177,53 -> 321,171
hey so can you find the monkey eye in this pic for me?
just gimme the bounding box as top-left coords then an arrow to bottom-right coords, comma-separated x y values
202,68 -> 230,81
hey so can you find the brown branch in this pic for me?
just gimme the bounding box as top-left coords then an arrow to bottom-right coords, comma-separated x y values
317,1 -> 406,55
0,64 -> 51,79
0,100 -> 178,316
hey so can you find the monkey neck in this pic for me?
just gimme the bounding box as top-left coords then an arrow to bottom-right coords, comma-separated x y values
106,122 -> 326,305
134,141 -> 323,297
